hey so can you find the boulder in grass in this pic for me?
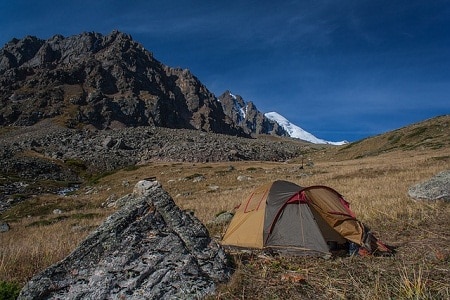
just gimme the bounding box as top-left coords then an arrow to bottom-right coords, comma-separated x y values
18,180 -> 231,299
408,170 -> 450,201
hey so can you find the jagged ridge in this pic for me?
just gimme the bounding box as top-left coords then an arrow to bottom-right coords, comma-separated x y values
218,90 -> 288,136
0,30 -> 347,143
0,31 -> 243,135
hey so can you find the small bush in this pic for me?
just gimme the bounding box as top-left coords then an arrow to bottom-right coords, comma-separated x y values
0,281 -> 21,300
87,170 -> 116,185
185,173 -> 204,180
387,134 -> 401,144
123,165 -> 140,172
407,126 -> 427,139
26,215 -> 69,227
71,213 -> 100,220
65,159 -> 87,171
12,194 -> 27,200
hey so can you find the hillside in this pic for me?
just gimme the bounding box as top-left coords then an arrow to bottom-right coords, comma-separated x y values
316,115 -> 450,161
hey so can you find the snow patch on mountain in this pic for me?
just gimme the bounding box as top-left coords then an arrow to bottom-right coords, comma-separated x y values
265,112 -> 347,145
227,92 -> 247,121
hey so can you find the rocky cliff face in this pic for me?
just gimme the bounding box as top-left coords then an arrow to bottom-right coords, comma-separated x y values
218,91 -> 287,136
0,31 -> 241,135
18,180 -> 231,299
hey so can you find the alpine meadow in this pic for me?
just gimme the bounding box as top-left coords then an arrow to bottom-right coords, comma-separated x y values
1,115 -> 449,299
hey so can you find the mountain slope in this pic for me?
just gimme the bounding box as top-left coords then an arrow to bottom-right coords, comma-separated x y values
322,115 -> 450,160
0,31 -> 243,135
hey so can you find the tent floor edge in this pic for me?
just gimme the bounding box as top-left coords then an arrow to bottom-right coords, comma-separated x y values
265,246 -> 332,259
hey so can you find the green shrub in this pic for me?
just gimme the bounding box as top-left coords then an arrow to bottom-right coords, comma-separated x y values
407,126 -> 427,138
87,170 -> 116,185
123,165 -> 140,172
65,159 -> 87,171
387,134 -> 401,144
26,215 -> 69,227
0,281 -> 21,300
185,173 -> 204,180
71,213 -> 100,220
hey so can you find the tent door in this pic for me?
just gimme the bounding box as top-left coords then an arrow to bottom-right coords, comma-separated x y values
265,203 -> 329,254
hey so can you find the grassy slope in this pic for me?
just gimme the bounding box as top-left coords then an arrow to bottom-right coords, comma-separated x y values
1,116 -> 449,299
321,114 -> 450,161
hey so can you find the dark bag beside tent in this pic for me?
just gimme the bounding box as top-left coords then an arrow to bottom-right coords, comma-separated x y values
221,180 -> 391,256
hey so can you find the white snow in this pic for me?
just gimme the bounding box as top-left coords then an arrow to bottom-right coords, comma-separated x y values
228,91 -> 246,121
264,112 -> 347,145
239,106 -> 247,120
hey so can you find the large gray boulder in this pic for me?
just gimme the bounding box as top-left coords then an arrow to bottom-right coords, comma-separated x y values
18,180 -> 231,299
408,170 -> 450,201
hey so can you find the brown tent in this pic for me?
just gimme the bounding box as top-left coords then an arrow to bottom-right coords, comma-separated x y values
222,180 -> 389,256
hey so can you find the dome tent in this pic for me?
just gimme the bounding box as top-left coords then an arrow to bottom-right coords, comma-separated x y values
221,180 -> 391,256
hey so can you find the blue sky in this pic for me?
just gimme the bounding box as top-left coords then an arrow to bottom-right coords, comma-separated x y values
1,0 -> 449,142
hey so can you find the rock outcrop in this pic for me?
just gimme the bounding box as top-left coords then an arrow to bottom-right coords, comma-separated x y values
408,170 -> 450,201
18,180 -> 231,299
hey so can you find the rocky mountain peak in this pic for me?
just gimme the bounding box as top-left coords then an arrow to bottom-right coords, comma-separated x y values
0,31 -> 244,135
218,91 -> 288,136
0,31 -> 142,72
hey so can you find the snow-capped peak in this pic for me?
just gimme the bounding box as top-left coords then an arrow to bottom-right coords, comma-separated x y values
265,112 -> 347,145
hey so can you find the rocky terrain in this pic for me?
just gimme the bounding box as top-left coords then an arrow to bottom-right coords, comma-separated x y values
0,120 -> 310,213
0,31 -> 308,139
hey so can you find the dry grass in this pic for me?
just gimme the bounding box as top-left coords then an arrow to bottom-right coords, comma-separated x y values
1,145 -> 449,298
0,209 -> 107,283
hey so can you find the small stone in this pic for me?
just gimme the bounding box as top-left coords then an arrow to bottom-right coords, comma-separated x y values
210,212 -> 233,226
133,179 -> 161,197
237,175 -> 252,181
0,222 -> 10,233
193,175 -> 205,182
102,136 -> 116,148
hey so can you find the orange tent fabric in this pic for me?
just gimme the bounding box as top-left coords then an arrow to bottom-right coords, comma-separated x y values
222,180 -> 366,256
